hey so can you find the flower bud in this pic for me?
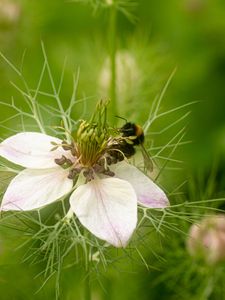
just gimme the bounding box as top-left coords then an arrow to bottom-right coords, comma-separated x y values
0,0 -> 21,25
183,0 -> 205,13
187,215 -> 225,264
98,50 -> 141,114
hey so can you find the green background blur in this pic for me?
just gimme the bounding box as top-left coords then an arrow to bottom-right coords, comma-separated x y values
0,0 -> 225,299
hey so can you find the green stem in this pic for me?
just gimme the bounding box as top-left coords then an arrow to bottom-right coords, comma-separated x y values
84,268 -> 91,300
31,99 -> 46,133
104,276 -> 113,300
109,3 -> 118,121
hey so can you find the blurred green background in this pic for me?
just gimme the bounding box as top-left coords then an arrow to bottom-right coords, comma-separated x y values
0,0 -> 225,299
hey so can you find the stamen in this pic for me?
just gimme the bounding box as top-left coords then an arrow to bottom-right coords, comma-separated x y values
62,140 -> 73,151
55,155 -> 67,165
103,169 -> 115,177
76,120 -> 108,167
68,168 -> 80,180
71,145 -> 77,156
55,155 -> 73,168
83,169 -> 95,181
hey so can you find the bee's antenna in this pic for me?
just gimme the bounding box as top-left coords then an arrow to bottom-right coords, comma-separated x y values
115,115 -> 127,123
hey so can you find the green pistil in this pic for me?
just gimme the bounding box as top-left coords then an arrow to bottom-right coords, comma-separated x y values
75,99 -> 111,167
76,120 -> 108,167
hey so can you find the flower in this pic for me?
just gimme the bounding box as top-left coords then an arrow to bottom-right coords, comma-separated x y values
0,121 -> 169,247
187,215 -> 225,264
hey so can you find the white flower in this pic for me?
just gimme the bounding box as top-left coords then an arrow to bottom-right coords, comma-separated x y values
0,132 -> 169,247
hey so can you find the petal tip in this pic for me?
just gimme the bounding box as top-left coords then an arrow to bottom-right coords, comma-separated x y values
139,193 -> 170,208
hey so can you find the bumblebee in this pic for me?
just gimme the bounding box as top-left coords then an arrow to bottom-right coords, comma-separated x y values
120,122 -> 144,145
109,121 -> 153,172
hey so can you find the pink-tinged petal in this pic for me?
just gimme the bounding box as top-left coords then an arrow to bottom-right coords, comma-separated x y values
1,167 -> 73,211
0,132 -> 74,169
70,177 -> 137,247
111,162 -> 169,208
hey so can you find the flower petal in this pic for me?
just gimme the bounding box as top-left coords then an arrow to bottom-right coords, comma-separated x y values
0,132 -> 73,169
1,167 -> 73,211
111,162 -> 169,208
70,177 -> 137,247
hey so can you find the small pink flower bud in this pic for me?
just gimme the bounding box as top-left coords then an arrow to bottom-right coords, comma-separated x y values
187,215 -> 225,264
0,1 -> 21,24
184,0 -> 205,13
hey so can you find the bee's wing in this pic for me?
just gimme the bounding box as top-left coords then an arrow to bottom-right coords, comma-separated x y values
140,143 -> 154,172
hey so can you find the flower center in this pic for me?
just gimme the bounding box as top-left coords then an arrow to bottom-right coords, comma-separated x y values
76,120 -> 108,167
54,100 -> 122,181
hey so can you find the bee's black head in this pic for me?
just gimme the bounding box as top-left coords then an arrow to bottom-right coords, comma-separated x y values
120,122 -> 144,145
120,122 -> 136,137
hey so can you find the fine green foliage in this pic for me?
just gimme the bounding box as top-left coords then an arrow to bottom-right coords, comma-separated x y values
0,1 -> 225,299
